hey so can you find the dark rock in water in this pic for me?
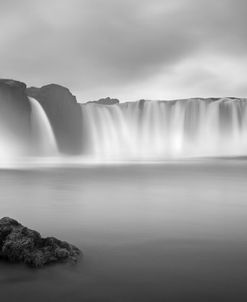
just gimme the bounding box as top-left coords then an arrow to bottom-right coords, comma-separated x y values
0,79 -> 31,153
0,217 -> 81,268
87,97 -> 120,105
27,84 -> 83,155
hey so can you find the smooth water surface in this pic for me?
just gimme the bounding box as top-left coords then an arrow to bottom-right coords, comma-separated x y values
1,160 -> 247,301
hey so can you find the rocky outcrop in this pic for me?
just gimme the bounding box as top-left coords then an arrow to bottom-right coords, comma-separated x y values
27,84 -> 83,154
0,217 -> 81,268
0,79 -> 31,153
87,97 -> 120,105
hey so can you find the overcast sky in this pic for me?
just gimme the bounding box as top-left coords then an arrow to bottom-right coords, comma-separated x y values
0,0 -> 247,102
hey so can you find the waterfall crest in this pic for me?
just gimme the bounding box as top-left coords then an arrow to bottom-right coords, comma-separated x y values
81,98 -> 247,160
29,97 -> 58,156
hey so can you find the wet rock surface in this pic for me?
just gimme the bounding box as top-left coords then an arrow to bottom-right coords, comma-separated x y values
0,217 -> 81,268
0,79 -> 31,151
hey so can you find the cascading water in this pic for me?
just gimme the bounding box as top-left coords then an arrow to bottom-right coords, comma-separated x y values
81,98 -> 247,160
29,97 -> 58,156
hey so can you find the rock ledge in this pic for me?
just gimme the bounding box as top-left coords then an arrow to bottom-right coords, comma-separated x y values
0,217 -> 81,268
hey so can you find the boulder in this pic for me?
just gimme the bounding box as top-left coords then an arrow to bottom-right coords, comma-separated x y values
0,217 -> 81,268
27,84 -> 83,154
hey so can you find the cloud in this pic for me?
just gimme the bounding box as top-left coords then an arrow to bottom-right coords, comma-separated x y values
0,0 -> 246,101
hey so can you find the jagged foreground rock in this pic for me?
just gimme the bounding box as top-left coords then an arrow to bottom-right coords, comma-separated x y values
0,217 -> 81,268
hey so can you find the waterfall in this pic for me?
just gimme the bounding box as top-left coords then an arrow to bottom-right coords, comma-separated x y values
81,98 -> 247,160
29,97 -> 58,156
